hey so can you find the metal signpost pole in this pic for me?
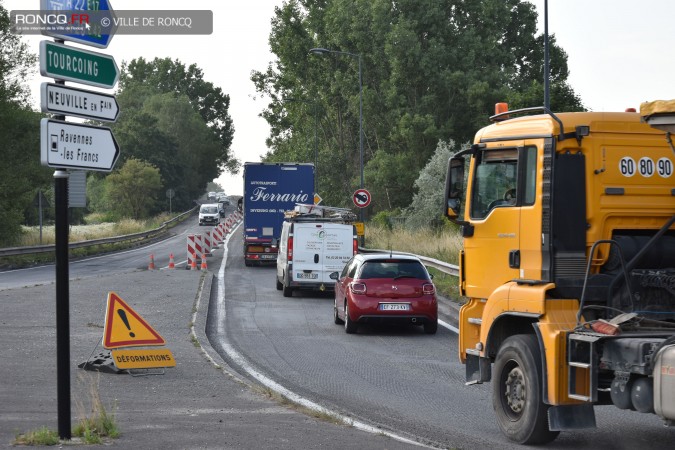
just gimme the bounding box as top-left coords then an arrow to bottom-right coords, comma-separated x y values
357,54 -> 364,246
54,168 -> 71,440
53,72 -> 71,439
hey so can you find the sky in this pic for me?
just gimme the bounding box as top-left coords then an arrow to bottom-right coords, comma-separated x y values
5,0 -> 675,196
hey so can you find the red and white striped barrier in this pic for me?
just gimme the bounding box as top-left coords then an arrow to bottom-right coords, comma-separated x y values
212,225 -> 223,243
187,234 -> 205,269
204,230 -> 215,254
187,234 -> 197,269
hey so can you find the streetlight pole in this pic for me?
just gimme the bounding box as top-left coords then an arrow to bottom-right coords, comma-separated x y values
309,47 -> 364,230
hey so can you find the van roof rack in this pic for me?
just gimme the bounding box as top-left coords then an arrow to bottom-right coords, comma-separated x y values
284,203 -> 358,223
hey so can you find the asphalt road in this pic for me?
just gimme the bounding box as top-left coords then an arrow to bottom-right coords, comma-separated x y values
211,227 -> 675,449
0,212 -> 417,449
1,212 -> 674,449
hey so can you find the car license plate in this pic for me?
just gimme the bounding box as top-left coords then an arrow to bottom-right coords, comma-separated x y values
296,272 -> 318,279
380,303 -> 410,311
259,254 -> 276,259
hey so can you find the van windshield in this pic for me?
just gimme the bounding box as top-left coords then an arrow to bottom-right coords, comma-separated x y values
201,206 -> 218,214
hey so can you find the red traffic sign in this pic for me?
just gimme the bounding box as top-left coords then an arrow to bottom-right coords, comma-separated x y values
353,189 -> 371,208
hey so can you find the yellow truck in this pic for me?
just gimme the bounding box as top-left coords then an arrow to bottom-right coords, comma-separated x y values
443,102 -> 675,444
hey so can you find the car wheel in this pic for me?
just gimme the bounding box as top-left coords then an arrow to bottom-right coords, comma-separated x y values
423,319 -> 438,334
333,299 -> 344,325
493,334 -> 560,444
244,260 -> 252,267
344,301 -> 357,334
276,278 -> 283,291
282,285 -> 293,297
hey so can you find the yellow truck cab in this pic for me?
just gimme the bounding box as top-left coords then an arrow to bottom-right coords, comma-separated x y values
444,103 -> 675,444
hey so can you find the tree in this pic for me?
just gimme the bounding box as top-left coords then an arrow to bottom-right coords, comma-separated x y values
252,0 -> 584,213
0,100 -> 50,245
111,82 -> 223,211
0,1 -> 37,105
106,158 -> 162,220
119,58 -> 238,174
404,140 -> 457,230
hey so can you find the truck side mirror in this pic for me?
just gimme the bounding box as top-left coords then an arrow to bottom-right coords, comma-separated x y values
444,157 -> 465,221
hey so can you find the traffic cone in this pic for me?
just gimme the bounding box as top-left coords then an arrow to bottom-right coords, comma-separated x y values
168,253 -> 175,269
190,252 -> 198,270
200,253 -> 208,271
148,254 -> 156,270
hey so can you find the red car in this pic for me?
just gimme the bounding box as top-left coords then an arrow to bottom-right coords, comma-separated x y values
331,253 -> 438,334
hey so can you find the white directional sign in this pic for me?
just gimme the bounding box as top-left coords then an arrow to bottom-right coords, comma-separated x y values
41,83 -> 120,122
41,119 -> 120,172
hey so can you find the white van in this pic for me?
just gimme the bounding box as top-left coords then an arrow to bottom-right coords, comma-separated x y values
199,203 -> 220,226
276,216 -> 357,297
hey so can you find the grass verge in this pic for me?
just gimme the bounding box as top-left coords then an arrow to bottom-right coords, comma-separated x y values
365,223 -> 463,301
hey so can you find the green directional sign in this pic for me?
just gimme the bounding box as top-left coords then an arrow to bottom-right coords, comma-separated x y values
40,40 -> 119,89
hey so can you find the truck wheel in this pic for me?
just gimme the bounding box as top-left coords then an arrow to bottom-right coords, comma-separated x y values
344,302 -> 357,334
493,334 -> 559,444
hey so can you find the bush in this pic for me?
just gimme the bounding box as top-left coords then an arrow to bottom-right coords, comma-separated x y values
370,209 -> 401,230
404,140 -> 461,230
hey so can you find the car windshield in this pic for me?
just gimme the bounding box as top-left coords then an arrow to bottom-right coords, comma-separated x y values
201,206 -> 218,214
359,260 -> 428,280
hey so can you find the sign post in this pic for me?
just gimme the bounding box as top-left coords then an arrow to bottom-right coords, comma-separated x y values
39,2 -> 119,438
41,119 -> 120,172
40,40 -> 120,89
41,83 -> 120,122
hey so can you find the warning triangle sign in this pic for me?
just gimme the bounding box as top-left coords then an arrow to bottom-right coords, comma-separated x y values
103,292 -> 166,349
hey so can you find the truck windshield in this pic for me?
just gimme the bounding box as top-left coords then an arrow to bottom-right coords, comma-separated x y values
470,149 -> 518,219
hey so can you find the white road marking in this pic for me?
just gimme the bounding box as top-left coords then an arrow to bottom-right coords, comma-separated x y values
210,221 -> 431,448
439,318 -> 459,334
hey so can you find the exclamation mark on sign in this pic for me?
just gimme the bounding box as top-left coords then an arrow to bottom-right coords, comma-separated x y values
117,309 -> 135,338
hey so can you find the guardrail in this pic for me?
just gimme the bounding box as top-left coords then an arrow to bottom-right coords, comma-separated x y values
359,247 -> 459,277
0,206 -> 198,258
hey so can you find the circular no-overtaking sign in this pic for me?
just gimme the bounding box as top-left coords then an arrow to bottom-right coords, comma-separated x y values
353,189 -> 371,208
